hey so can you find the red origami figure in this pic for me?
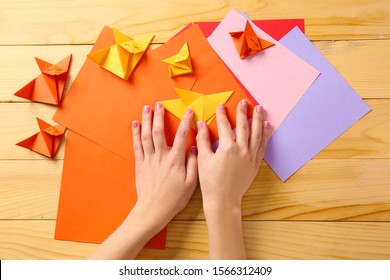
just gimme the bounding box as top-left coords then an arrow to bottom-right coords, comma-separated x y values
14,55 -> 72,105
16,118 -> 66,158
230,21 -> 275,59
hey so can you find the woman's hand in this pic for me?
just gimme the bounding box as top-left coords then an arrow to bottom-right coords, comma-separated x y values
196,100 -> 270,259
89,103 -> 197,259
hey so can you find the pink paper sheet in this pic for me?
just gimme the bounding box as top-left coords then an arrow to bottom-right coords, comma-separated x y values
208,9 -> 320,132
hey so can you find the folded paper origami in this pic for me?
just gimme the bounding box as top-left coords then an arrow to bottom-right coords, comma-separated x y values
162,42 -> 193,77
230,20 -> 275,58
162,88 -> 233,127
14,55 -> 72,105
87,28 -> 154,80
16,118 -> 66,158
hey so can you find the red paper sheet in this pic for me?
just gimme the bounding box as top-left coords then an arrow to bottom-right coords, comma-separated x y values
177,19 -> 305,40
54,25 -> 254,246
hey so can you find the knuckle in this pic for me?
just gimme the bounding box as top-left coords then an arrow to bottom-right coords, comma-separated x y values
177,127 -> 188,138
141,132 -> 151,142
152,125 -> 163,137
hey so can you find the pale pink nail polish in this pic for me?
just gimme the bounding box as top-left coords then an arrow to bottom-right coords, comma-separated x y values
218,103 -> 225,110
241,99 -> 248,108
143,105 -> 150,113
132,121 -> 139,128
156,102 -> 163,110
186,107 -> 193,114
196,121 -> 204,129
264,121 -> 270,128
256,105 -> 263,113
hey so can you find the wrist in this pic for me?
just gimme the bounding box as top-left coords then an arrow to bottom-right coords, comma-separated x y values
124,204 -> 165,241
203,199 -> 242,222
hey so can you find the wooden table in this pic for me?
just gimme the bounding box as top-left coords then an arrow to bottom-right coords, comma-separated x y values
0,0 -> 389,260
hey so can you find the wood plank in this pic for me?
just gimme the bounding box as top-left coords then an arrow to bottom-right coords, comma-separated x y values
0,99 -> 387,160
315,99 -> 390,159
1,41 -> 389,102
1,220 -> 390,259
1,0 -> 389,45
1,159 -> 390,221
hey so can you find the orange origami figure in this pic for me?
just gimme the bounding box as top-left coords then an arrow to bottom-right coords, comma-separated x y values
230,21 -> 275,58
16,118 -> 66,158
14,55 -> 72,105
162,42 -> 193,77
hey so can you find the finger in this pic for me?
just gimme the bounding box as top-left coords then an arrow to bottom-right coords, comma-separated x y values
235,99 -> 250,148
216,103 -> 234,145
172,108 -> 194,164
185,146 -> 198,190
249,105 -> 264,155
141,105 -> 154,156
152,102 -> 168,154
195,120 -> 212,157
256,121 -> 271,165
131,120 -> 144,162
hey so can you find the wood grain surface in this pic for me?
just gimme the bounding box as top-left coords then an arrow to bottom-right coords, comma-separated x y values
0,0 -> 389,259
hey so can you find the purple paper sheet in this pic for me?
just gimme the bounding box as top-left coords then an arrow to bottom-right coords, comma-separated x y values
264,27 -> 371,181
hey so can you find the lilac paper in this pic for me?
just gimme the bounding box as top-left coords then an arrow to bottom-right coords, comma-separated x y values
264,27 -> 371,181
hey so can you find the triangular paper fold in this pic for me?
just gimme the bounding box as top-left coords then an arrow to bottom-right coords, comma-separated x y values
87,27 -> 154,80
16,118 -> 66,158
161,88 -> 233,127
230,20 -> 275,58
162,42 -> 193,77
14,55 -> 72,105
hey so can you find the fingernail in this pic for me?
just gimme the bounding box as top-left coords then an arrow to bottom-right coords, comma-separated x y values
132,121 -> 139,128
186,107 -> 193,114
190,146 -> 198,155
241,99 -> 248,108
155,102 -> 163,110
218,102 -> 225,110
256,105 -> 263,113
143,105 -> 150,113
196,121 -> 204,129
264,121 -> 270,128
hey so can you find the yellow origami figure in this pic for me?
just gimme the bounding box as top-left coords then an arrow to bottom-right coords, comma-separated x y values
88,28 -> 154,80
162,42 -> 193,77
161,88 -> 233,128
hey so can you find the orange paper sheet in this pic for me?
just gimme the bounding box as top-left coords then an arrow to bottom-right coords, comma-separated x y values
54,25 -> 252,246
55,130 -> 167,248
54,25 -> 252,159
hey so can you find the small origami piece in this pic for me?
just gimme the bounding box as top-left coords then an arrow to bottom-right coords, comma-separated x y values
162,42 -> 193,77
88,28 -> 154,80
14,55 -> 72,105
16,118 -> 66,158
230,20 -> 275,58
161,88 -> 233,127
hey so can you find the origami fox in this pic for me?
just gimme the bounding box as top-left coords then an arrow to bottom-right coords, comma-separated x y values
88,28 -> 154,80
16,118 -> 66,158
14,55 -> 72,105
161,88 -> 233,129
162,42 -> 193,77
230,21 -> 275,58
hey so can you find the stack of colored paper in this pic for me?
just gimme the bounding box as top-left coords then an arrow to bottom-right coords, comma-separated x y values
52,8 -> 370,248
